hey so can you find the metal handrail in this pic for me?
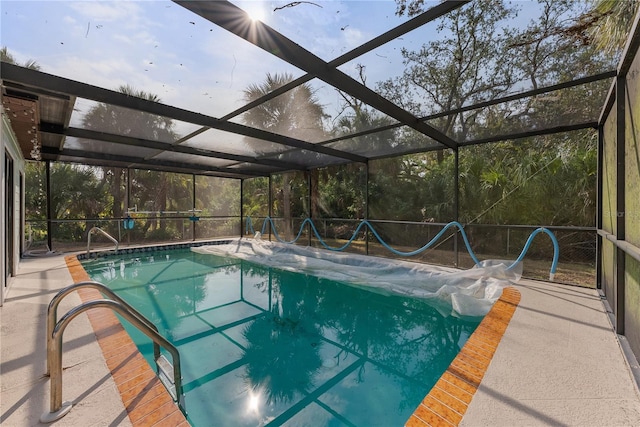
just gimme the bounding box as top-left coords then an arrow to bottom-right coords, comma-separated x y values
87,226 -> 118,255
45,281 -> 161,376
41,283 -> 184,423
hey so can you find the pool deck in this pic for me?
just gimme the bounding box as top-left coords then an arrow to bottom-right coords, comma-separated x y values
2,254 -> 640,426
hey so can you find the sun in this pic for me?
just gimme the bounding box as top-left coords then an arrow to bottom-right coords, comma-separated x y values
244,3 -> 266,23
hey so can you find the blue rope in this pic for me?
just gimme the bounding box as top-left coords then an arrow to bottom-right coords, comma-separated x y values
245,216 -> 559,279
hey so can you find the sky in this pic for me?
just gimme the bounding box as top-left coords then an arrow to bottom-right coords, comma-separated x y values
1,1 -> 431,134
0,0 -> 583,140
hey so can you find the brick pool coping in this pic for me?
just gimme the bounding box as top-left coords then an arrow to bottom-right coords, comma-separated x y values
65,255 -> 189,427
66,252 -> 520,427
406,286 -> 521,426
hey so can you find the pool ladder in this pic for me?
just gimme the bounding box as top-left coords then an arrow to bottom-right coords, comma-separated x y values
86,227 -> 119,256
41,281 -> 185,423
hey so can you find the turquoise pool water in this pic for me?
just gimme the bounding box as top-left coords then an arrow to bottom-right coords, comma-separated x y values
81,248 -> 481,427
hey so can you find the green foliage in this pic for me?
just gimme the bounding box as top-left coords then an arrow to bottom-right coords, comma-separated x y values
458,131 -> 597,226
49,163 -> 110,220
196,175 -> 240,216
243,177 -> 269,218
369,152 -> 455,222
242,72 -> 328,145
271,171 -> 308,218
315,163 -> 366,219
568,0 -> 640,54
24,162 -> 46,220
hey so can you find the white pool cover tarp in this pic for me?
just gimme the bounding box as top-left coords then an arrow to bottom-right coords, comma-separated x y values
192,238 -> 522,317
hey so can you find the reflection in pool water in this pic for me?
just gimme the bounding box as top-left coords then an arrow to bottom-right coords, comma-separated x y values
82,249 -> 482,427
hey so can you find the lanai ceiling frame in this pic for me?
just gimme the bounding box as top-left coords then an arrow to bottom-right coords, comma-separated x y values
1,62 -> 366,178
175,0 -> 459,151
0,0 -> 621,178
2,0 -> 468,178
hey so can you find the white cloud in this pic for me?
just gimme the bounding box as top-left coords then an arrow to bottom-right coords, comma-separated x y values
46,55 -> 135,91
69,1 -> 143,23
113,34 -> 134,45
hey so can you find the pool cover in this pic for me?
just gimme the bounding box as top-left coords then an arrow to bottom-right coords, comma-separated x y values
192,238 -> 521,317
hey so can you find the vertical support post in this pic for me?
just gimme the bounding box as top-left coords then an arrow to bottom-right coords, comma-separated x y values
46,160 -> 52,252
365,161 -> 370,256
268,175 -> 272,241
240,179 -> 244,238
20,172 -> 25,257
126,168 -> 131,246
615,76 -> 626,334
126,168 -> 131,212
192,174 -> 196,241
596,125 -> 604,290
307,171 -> 312,246
454,149 -> 460,267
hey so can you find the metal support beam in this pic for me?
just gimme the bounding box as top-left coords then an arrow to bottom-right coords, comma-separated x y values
39,146 -> 265,178
126,168 -> 131,246
615,76 -> 626,334
454,149 -> 460,267
175,0 -> 458,150
46,160 -> 52,252
240,179 -> 244,238
0,62 -> 366,164
268,175 -> 272,240
307,171 -> 312,246
220,0 -> 470,122
424,71 -> 616,122
39,123 -> 303,171
596,125 -> 604,290
460,122 -> 598,146
192,174 -> 197,241
365,161 -> 370,256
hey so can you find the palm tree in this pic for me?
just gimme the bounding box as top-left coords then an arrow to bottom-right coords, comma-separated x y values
1,46 -> 41,70
80,85 -> 180,236
241,73 -> 328,237
242,73 -> 326,144
588,0 -> 639,53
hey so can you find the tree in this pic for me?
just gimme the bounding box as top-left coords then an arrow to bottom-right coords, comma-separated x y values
48,163 -> 110,242
588,0 -> 639,53
80,85 -> 180,235
560,0 -> 640,54
1,46 -> 41,70
380,0 -> 518,145
241,73 -> 328,237
373,0 -> 609,231
242,73 -> 327,142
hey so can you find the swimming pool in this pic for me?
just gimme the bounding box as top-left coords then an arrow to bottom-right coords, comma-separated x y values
81,248 -> 482,426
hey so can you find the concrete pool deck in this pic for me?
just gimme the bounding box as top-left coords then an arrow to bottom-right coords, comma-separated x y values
2,254 -> 640,426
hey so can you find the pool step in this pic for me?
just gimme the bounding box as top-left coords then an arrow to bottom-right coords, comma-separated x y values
156,354 -> 177,400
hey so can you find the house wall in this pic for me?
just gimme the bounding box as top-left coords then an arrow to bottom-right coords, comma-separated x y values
1,110 -> 26,306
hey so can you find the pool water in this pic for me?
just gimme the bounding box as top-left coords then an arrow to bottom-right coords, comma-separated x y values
82,248 -> 481,427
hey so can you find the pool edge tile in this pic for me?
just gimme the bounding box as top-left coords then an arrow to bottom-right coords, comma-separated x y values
64,255 -> 189,427
405,286 -> 521,427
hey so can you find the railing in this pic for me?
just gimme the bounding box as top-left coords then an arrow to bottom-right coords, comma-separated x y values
41,281 -> 184,423
27,216 -> 591,283
26,216 -> 241,253
86,226 -> 118,255
245,216 -> 560,280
